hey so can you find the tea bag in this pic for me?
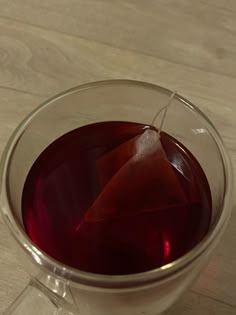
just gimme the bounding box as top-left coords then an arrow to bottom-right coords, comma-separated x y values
84,91 -> 187,222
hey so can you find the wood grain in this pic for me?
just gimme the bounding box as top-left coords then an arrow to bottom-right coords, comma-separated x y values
164,291 -> 235,315
1,18 -> 236,115
0,1 -> 235,314
1,1 -> 236,78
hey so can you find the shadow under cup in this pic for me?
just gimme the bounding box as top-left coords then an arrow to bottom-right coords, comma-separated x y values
0,80 -> 233,315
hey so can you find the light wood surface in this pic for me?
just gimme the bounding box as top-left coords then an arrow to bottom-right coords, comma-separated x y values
0,1 -> 235,314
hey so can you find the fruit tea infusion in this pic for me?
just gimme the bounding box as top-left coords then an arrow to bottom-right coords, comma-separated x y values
22,100 -> 212,275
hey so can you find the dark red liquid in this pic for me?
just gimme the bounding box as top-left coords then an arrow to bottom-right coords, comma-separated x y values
22,122 -> 212,275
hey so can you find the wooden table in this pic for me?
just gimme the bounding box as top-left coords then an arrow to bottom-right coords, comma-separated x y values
0,1 -> 235,314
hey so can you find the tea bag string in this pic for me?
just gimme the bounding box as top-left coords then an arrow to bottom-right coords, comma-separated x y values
151,91 -> 177,137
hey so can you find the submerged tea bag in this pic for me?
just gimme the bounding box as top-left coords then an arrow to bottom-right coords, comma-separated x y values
84,127 -> 187,222
83,91 -> 184,222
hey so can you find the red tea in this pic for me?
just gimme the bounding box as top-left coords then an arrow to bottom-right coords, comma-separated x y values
22,122 -> 212,275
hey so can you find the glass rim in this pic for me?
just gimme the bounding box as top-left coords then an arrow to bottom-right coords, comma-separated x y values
0,79 -> 233,289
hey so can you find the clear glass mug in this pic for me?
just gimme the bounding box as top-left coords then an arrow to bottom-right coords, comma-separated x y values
0,80 -> 233,315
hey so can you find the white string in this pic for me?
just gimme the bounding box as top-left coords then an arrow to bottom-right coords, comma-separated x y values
151,91 -> 177,138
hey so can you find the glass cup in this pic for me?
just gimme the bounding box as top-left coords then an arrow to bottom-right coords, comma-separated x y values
0,80 -> 233,315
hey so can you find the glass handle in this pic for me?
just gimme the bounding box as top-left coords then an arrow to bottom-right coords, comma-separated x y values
3,280 -> 76,315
